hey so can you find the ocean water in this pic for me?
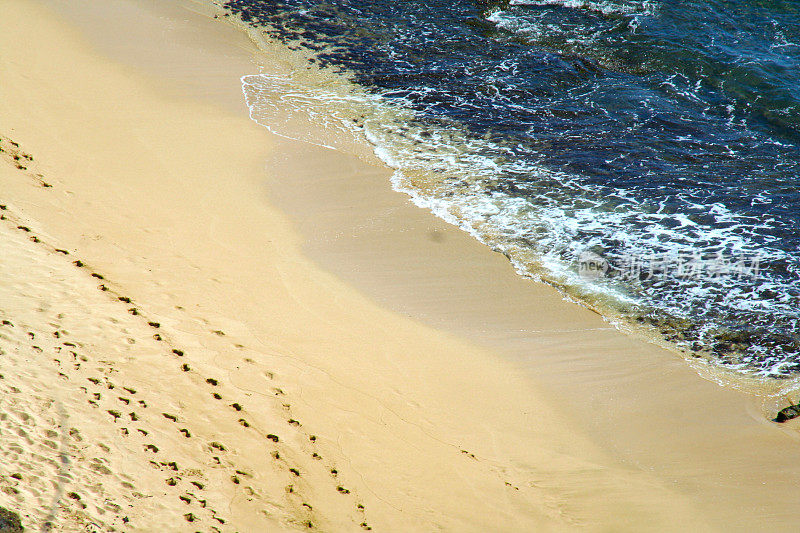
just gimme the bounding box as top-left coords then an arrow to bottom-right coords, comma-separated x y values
222,0 -> 800,377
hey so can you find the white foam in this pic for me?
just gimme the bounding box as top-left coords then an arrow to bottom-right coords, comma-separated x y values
508,0 -> 657,17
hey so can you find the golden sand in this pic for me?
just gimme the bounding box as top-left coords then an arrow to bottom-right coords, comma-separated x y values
1,1 -> 800,531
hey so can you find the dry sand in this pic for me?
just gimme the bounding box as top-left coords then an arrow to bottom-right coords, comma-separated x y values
1,0 -> 800,531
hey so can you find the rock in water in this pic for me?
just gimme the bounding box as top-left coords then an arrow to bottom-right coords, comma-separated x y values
775,404 -> 800,423
0,506 -> 23,533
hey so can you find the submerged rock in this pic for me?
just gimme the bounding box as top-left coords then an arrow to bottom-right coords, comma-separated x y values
775,404 -> 800,423
0,506 -> 23,533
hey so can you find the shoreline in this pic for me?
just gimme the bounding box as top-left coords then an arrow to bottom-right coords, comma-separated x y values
0,0 -> 799,531
215,0 -> 796,382
199,0 -> 792,389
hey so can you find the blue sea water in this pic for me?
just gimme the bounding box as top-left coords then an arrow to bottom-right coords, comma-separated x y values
223,0 -> 800,377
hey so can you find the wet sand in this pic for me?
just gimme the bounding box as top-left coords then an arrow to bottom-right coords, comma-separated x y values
1,0 -> 799,531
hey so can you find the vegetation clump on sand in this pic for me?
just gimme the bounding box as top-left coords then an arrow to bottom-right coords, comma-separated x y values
0,506 -> 24,533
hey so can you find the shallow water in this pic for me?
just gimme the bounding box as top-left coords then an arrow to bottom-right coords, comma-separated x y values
224,0 -> 800,377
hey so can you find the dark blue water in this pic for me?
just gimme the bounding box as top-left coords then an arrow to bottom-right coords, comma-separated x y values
224,0 -> 800,377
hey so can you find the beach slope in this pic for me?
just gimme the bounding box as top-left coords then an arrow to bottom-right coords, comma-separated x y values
0,0 -> 787,531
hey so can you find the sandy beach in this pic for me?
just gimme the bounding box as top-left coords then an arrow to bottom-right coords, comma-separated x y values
1,0 -> 800,531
